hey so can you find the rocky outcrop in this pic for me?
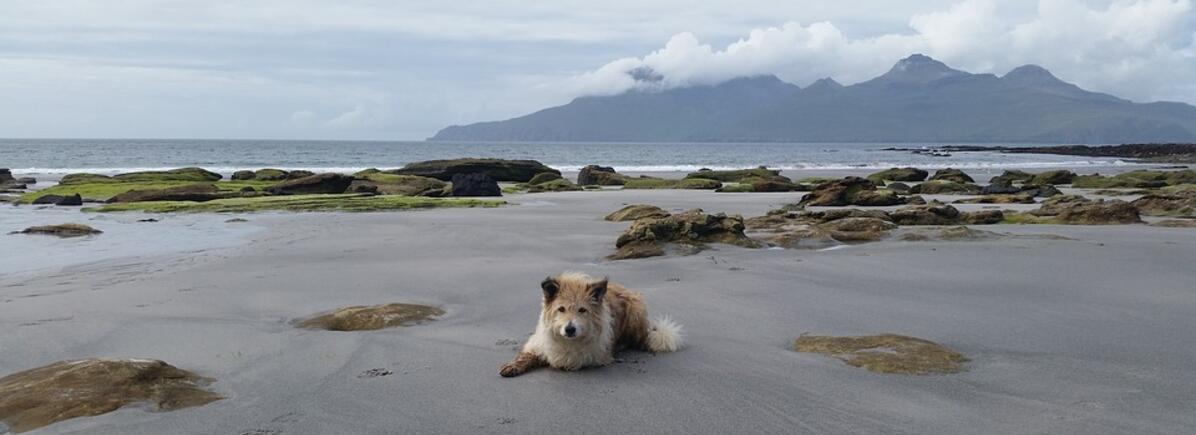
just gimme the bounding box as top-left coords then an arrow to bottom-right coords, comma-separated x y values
392,158 -> 558,182
623,178 -> 722,190
799,177 -> 905,206
962,210 -> 1005,225
0,358 -> 221,433
231,170 -> 255,180
1028,170 -> 1076,185
605,204 -> 670,222
610,210 -> 760,260
889,204 -> 963,226
1030,195 -> 1142,224
297,303 -> 445,331
792,334 -> 967,375
953,194 -> 1035,204
450,173 -> 502,197
685,167 -> 790,183
989,170 -> 1033,185
265,173 -> 354,195
528,172 -> 563,185
15,223 -> 102,237
1072,170 -> 1196,188
1130,195 -> 1195,217
108,184 -> 223,203
0,168 -> 11,183
60,167 -> 222,185
350,173 -> 447,197
577,165 -> 627,186
909,180 -> 982,195
866,167 -> 928,183
526,179 -> 582,192
929,168 -> 974,183
31,194 -> 83,206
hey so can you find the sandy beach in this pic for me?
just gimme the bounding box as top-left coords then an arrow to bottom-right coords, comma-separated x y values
3,185 -> 1195,434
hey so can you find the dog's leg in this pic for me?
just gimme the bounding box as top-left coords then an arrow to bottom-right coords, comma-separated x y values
499,351 -> 542,377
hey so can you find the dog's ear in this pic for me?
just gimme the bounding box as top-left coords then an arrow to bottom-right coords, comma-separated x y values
541,276 -> 559,301
588,277 -> 608,303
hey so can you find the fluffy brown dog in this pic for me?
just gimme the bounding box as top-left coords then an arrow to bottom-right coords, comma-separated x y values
499,272 -> 683,377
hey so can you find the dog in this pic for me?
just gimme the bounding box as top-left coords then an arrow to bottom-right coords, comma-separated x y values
499,272 -> 683,377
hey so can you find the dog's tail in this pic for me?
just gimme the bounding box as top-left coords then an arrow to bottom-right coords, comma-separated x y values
646,316 -> 684,353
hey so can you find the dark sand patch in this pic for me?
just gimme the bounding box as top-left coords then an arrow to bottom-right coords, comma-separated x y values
0,358 -> 220,433
297,303 -> 445,331
793,334 -> 968,375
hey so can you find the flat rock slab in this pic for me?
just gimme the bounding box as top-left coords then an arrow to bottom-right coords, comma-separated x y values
793,334 -> 967,375
13,223 -> 102,238
297,303 -> 445,331
0,358 -> 220,433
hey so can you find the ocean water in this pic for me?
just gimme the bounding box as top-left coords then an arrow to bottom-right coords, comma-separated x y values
0,139 -> 1132,178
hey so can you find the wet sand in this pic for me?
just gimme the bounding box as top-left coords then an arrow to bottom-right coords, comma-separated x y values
2,188 -> 1195,434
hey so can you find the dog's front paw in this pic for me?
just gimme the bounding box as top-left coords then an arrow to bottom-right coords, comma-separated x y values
499,362 -> 524,378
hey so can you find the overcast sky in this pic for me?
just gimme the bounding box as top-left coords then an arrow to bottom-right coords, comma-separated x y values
2,0 -> 1193,140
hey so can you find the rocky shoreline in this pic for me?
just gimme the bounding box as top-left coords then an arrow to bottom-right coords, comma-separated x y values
885,143 -> 1196,163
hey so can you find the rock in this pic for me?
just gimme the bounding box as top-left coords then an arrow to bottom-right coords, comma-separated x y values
16,223 -> 102,238
792,334 -> 967,375
929,168 -> 974,183
685,167 -> 790,183
450,172 -> 502,197
980,179 -> 1022,195
265,173 -> 354,195
1072,170 -> 1196,188
1028,170 -> 1076,185
610,210 -> 760,260
889,204 -> 963,225
31,193 -> 83,206
526,179 -> 582,193
239,186 -> 256,193
605,204 -> 671,222
348,183 -> 379,194
799,177 -> 905,206
0,168 -> 11,183
108,184 -> 223,203
886,182 -> 911,193
0,358 -> 221,433
623,178 -> 722,189
393,158 -> 558,182
253,168 -> 290,181
298,303 -> 445,331
818,217 -> 896,242
909,180 -> 982,195
1031,196 -> 1143,224
961,210 -> 1005,225
1020,184 -> 1062,198
989,170 -> 1033,185
577,165 -> 627,186
898,226 -> 1001,241
866,167 -> 928,183
231,170 -> 256,180
906,195 -> 927,205
718,177 -> 809,193
16,177 -> 36,185
1130,195 -> 1195,217
288,170 -> 315,179
61,167 -> 222,185
528,172 -> 563,185
952,194 -> 1035,204
353,173 -> 448,197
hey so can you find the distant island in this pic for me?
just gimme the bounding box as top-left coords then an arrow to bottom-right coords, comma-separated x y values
431,54 -> 1196,144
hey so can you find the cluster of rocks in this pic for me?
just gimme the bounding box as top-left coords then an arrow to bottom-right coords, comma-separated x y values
230,168 -> 314,181
799,177 -> 909,206
741,203 -> 1004,249
1013,195 -> 1144,224
687,167 -> 811,192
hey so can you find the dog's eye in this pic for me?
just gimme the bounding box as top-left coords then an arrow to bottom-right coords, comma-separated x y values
557,306 -> 566,313
578,307 -> 588,313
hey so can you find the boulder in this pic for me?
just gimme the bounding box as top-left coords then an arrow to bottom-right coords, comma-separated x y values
1028,170 -> 1076,185
577,165 -> 627,186
15,223 -> 102,238
818,217 -> 896,242
961,210 -> 1005,225
889,204 -> 963,225
685,167 -> 789,183
1030,196 -> 1143,224
108,184 -> 223,203
352,173 -> 447,197
980,179 -> 1022,195
623,178 -> 722,190
799,177 -> 905,207
252,168 -> 290,181
718,177 -> 809,193
1130,195 -> 1195,217
528,172 -> 564,185
265,173 -> 354,195
1071,170 -> 1195,188
605,204 -> 670,222
0,358 -> 221,433
393,158 -> 558,182
231,170 -> 256,181
526,179 -> 582,193
31,193 -> 83,206
909,180 -> 982,195
16,177 -> 36,185
610,210 -> 760,260
1020,184 -> 1062,198
288,170 -> 315,179
297,303 -> 445,331
450,172 -> 502,197
0,168 -> 11,183
886,182 -> 911,194
929,168 -> 974,183
866,167 -> 928,183
989,170 -> 1033,185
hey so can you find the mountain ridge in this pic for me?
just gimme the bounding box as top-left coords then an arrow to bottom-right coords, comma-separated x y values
431,54 -> 1196,143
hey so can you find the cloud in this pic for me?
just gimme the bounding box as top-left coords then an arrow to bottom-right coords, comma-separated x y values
562,0 -> 1196,104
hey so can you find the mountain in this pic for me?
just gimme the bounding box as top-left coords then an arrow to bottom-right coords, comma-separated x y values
431,54 -> 1196,143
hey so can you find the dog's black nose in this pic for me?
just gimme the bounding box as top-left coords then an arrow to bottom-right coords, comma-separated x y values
564,325 -> 577,337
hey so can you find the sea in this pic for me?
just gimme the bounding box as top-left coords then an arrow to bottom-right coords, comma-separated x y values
0,139 -> 1133,179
